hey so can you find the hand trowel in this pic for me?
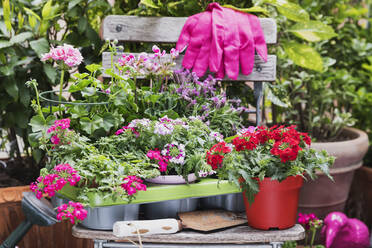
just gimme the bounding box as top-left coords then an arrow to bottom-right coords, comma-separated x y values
113,209 -> 247,237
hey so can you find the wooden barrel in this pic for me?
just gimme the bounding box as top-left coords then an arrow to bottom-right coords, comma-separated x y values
0,186 -> 93,248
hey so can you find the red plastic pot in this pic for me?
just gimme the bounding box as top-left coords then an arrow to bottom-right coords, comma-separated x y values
242,175 -> 304,230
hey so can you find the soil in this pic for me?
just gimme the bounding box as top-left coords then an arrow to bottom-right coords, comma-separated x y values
0,157 -> 40,188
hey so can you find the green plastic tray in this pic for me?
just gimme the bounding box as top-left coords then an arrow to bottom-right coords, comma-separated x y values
57,178 -> 242,207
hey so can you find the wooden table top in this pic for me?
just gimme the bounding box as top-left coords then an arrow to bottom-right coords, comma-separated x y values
72,224 -> 305,244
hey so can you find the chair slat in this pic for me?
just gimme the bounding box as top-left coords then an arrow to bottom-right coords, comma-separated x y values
102,52 -> 276,82
102,15 -> 277,44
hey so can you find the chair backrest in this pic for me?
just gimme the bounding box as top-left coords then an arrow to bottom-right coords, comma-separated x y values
100,15 -> 277,125
101,15 -> 277,82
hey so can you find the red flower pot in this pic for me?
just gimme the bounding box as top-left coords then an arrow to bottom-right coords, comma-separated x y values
242,175 -> 304,230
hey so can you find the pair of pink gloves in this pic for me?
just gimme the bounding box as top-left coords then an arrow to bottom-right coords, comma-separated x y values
176,2 -> 267,80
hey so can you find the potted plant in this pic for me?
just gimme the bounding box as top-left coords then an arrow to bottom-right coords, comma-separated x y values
262,0 -> 371,218
206,125 -> 334,230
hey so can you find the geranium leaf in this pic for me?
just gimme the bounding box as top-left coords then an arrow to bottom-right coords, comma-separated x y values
283,42 -> 323,72
288,21 -> 337,42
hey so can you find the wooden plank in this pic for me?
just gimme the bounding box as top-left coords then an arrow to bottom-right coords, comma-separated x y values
72,224 -> 305,243
102,52 -> 276,81
102,16 -> 277,44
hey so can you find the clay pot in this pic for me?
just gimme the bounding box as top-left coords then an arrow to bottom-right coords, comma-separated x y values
243,175 -> 304,230
298,127 -> 369,219
346,165 -> 372,228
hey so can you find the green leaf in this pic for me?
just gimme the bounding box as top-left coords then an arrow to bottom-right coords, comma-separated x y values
0,40 -> 12,49
283,42 -> 323,72
73,72 -> 89,79
265,85 -> 288,107
24,7 -> 41,21
264,0 -> 309,22
42,0 -> 53,19
80,116 -> 103,135
288,21 -> 337,42
78,17 -> 88,34
30,38 -> 49,58
86,64 -> 101,73
81,87 -> 96,96
162,110 -> 179,119
43,63 -> 57,83
4,79 -> 18,100
10,32 -> 33,44
222,4 -> 268,15
28,15 -> 37,29
18,12 -> 25,30
101,113 -> 116,132
29,115 -> 46,132
32,148 -> 44,163
140,0 -> 160,9
68,0 -> 83,10
28,131 -> 42,147
3,0 -> 12,33
68,79 -> 91,93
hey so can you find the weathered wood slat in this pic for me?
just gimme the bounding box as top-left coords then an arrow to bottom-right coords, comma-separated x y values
72,224 -> 305,243
102,52 -> 276,81
102,16 -> 277,44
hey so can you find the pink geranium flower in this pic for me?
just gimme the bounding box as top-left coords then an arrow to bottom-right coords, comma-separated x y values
41,44 -> 83,67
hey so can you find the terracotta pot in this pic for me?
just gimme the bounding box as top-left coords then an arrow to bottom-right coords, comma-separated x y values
298,127 -> 369,219
346,165 -> 372,228
0,186 -> 92,248
242,175 -> 304,230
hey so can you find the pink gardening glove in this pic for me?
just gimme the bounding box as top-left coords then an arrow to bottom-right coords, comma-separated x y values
176,3 -> 224,77
214,7 -> 268,79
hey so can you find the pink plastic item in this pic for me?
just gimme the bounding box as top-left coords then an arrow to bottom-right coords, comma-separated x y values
321,212 -> 370,248
176,2 -> 268,80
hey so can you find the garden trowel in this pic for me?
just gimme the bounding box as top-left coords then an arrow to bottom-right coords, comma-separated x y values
113,209 -> 247,237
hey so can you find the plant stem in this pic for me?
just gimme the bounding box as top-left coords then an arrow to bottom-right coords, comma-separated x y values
32,84 -> 45,121
59,69 -> 65,116
310,228 -> 317,248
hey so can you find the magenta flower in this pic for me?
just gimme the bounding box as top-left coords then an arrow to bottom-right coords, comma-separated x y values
51,135 -> 60,145
56,201 -> 87,224
298,213 -> 319,230
121,175 -> 147,196
30,163 -> 81,199
41,44 -> 83,67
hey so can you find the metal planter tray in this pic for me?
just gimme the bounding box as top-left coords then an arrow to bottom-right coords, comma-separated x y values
81,204 -> 139,230
200,193 -> 245,212
57,178 -> 241,208
143,198 -> 199,219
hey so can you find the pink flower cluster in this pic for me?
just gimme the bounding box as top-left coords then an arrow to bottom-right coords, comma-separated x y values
47,118 -> 72,146
57,201 -> 87,224
41,44 -> 83,67
147,149 -> 170,172
121,176 -> 147,196
48,118 -> 71,133
115,125 -> 140,137
117,46 -> 179,77
30,163 -> 81,199
298,213 -> 318,230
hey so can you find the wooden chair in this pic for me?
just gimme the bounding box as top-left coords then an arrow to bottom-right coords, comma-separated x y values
100,15 -> 277,126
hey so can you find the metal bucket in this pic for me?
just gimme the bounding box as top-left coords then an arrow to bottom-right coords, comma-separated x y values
51,195 -> 139,230
143,198 -> 198,219
200,193 -> 245,212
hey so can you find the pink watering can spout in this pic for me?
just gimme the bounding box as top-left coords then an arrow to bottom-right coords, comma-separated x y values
321,212 -> 370,248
